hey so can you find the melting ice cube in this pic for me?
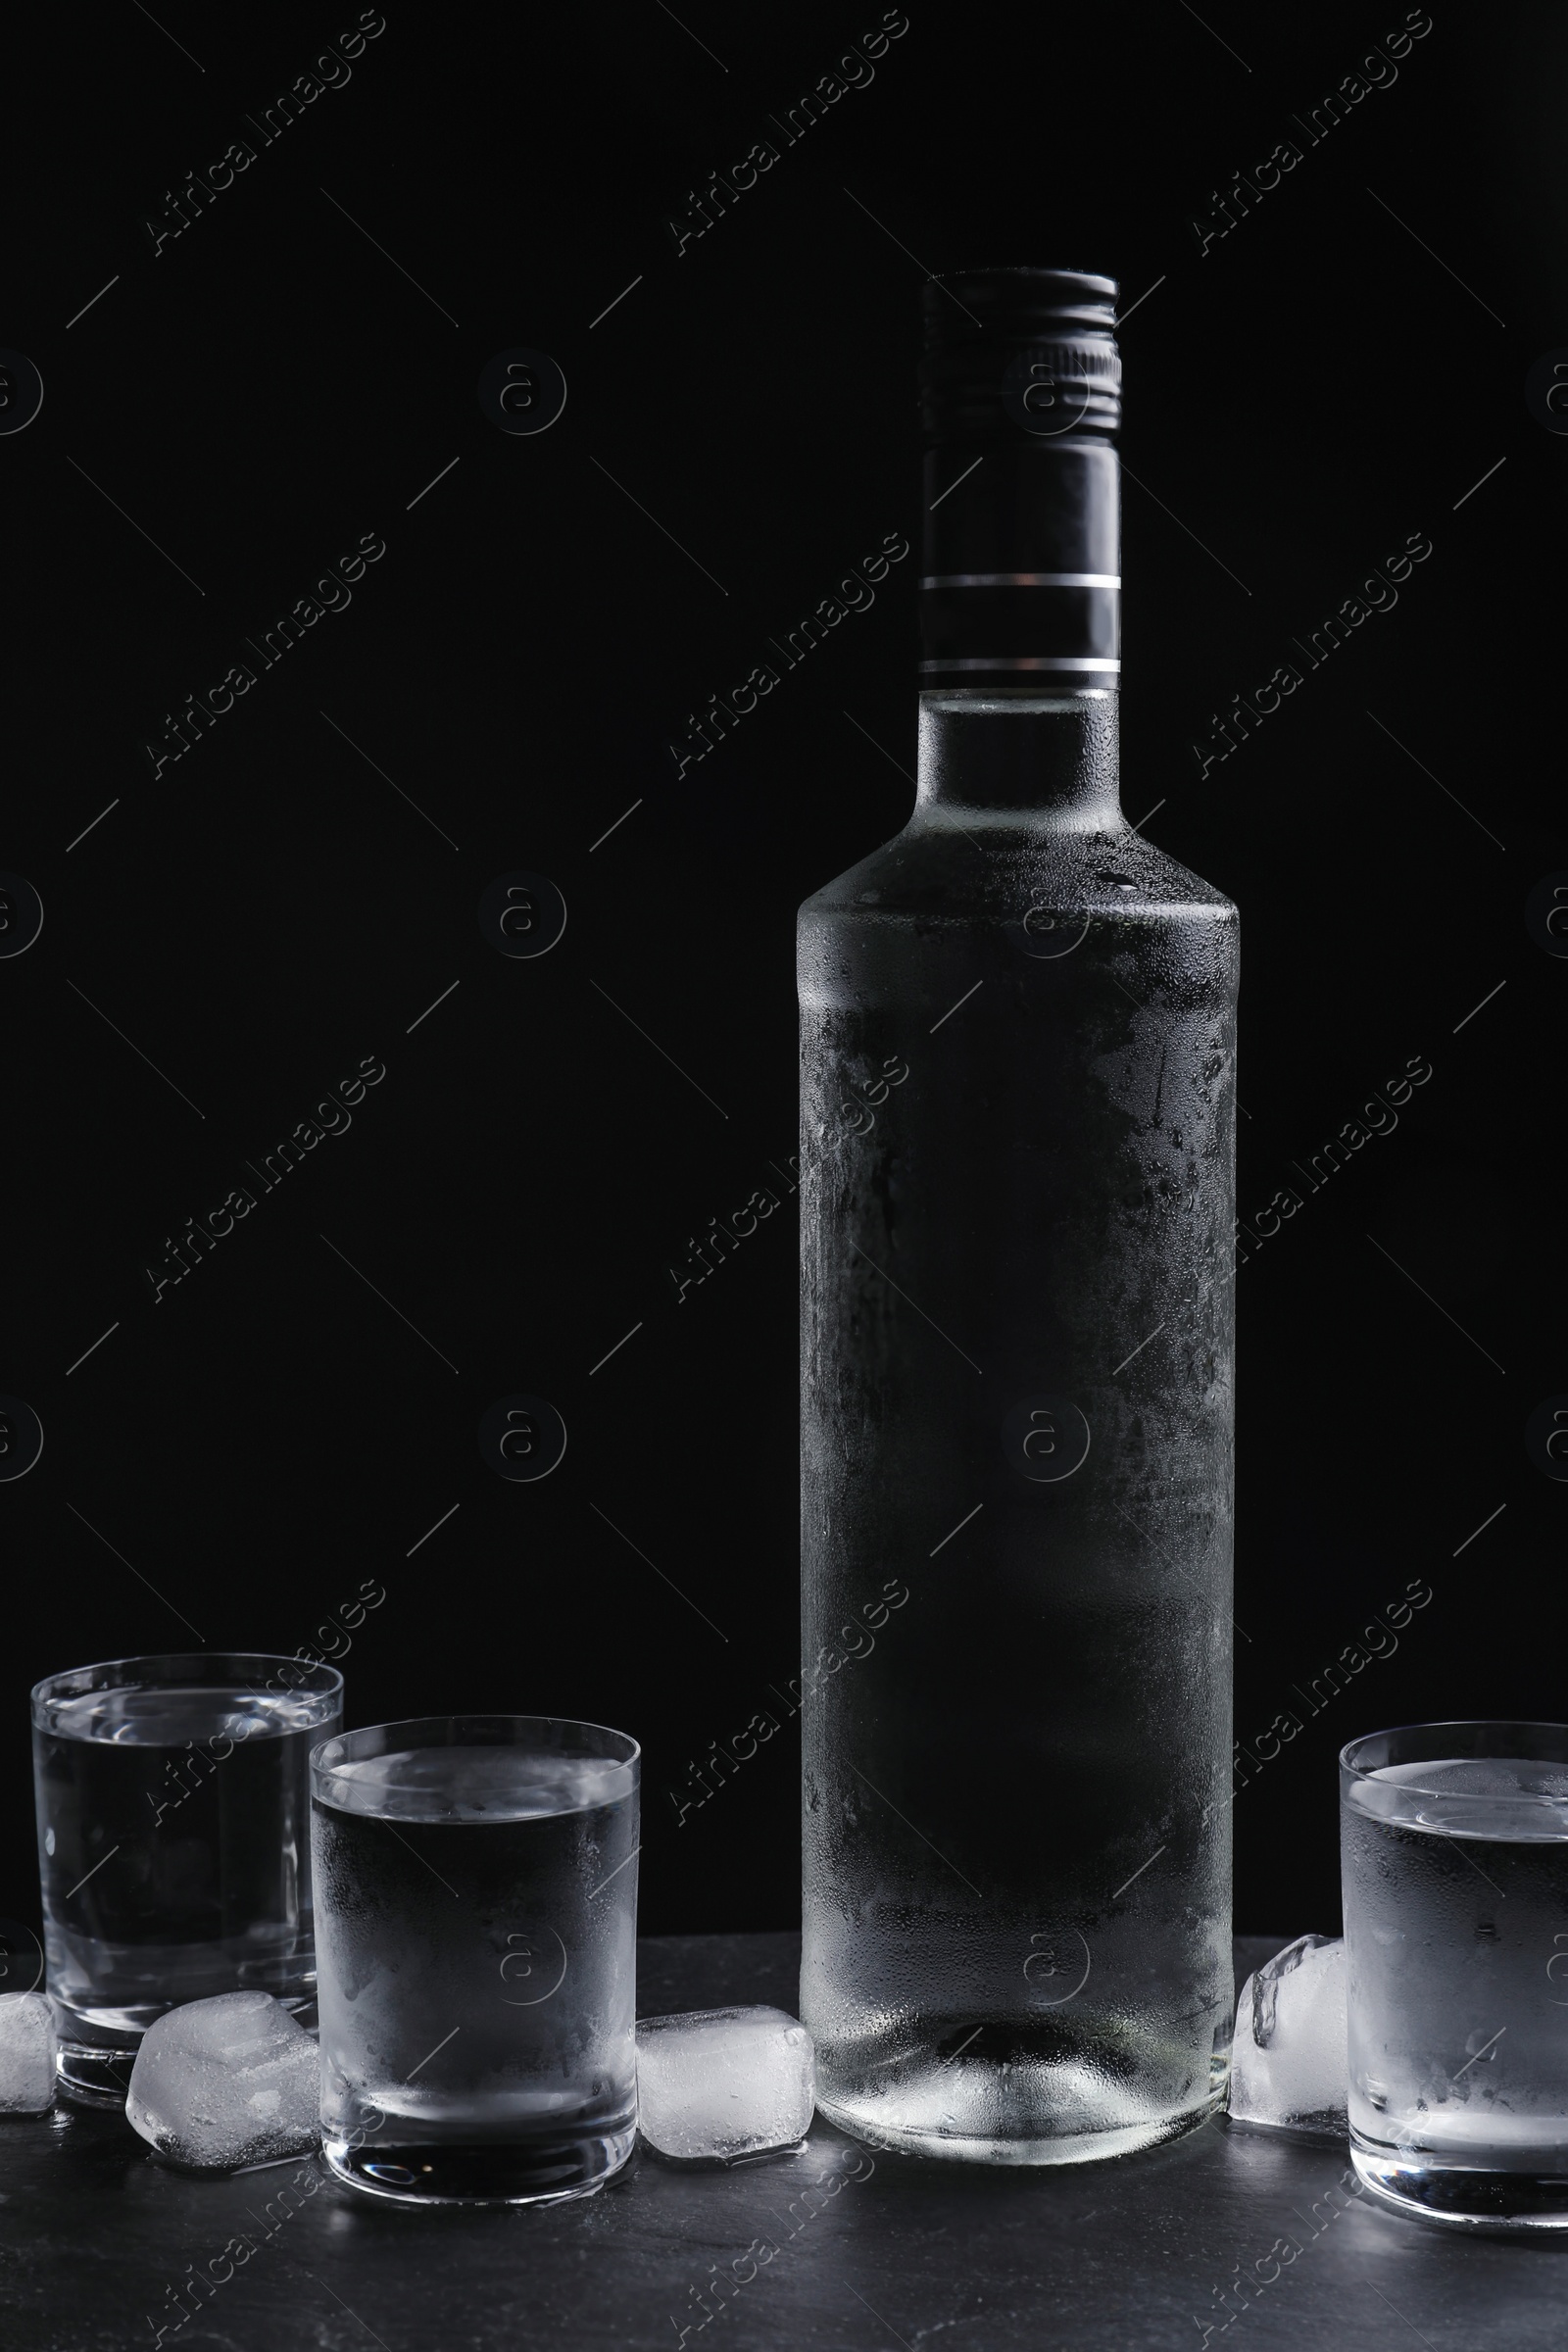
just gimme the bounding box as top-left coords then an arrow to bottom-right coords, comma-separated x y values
636,2004 -> 814,2162
1228,1934 -> 1347,2139
126,1991 -> 319,2171
0,1993 -> 56,2114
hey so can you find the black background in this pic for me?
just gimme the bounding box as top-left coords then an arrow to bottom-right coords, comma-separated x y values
1,0 -> 1560,1955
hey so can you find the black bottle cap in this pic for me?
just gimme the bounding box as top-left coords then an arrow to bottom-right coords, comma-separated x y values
918,268 -> 1122,692
920,269 -> 1120,442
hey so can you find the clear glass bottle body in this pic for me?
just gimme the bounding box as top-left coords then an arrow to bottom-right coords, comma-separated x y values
799,692 -> 1237,2164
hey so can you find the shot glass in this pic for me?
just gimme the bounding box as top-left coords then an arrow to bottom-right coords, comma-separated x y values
31,1651 -> 343,2098
1342,1720 -> 1568,2229
311,1713 -> 640,2205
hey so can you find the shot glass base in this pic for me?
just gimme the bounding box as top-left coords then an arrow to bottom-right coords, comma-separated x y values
55,2040 -> 139,2104
1351,2139 -> 1568,2231
321,2126 -> 637,2207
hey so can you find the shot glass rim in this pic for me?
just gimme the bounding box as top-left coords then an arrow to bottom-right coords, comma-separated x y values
1340,1717 -> 1568,1793
310,1711 -> 641,1808
30,1648 -> 345,1731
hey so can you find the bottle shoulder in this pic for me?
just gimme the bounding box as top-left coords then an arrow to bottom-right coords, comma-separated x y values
798,816 -> 1237,929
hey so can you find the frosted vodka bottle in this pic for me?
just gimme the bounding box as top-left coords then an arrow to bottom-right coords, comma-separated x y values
799,269 -> 1237,2164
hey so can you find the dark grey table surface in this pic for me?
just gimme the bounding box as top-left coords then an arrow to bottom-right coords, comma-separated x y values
1,1932 -> 1559,2350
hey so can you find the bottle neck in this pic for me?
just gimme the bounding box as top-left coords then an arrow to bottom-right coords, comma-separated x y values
918,441 -> 1122,696
914,691 -> 1125,827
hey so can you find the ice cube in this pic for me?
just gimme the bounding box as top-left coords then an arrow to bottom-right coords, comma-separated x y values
125,1991 -> 319,2171
1228,1934 -> 1347,2138
0,1992 -> 56,2113
636,2005 -> 813,2162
